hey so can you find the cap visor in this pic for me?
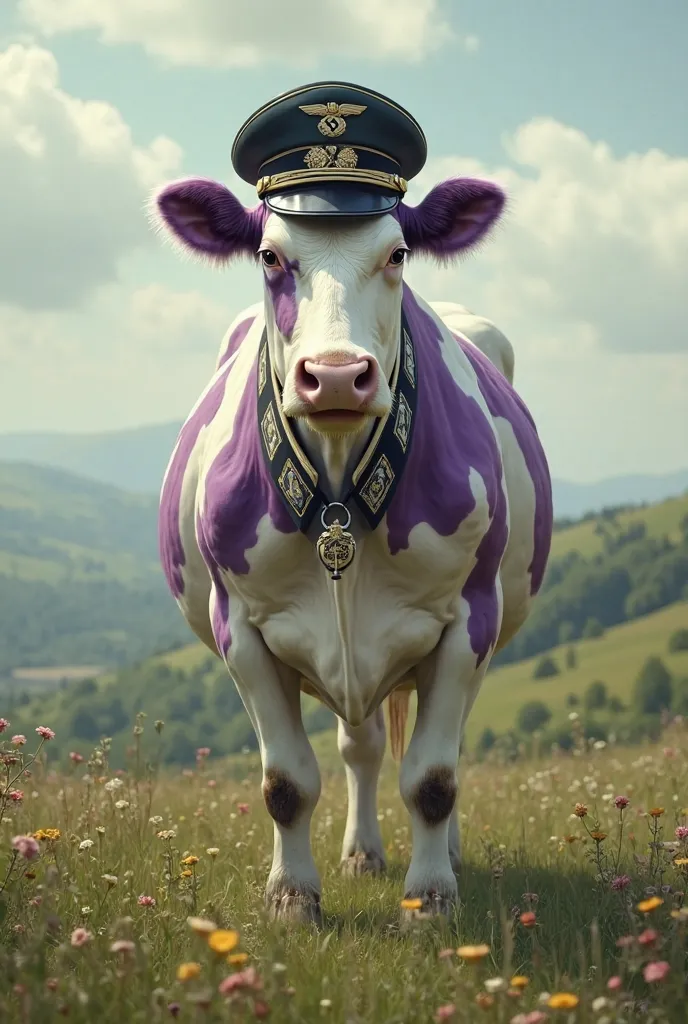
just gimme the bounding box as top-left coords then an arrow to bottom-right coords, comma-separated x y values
265,185 -> 400,217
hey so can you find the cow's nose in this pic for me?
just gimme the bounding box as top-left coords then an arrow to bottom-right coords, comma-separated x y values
294,357 -> 379,411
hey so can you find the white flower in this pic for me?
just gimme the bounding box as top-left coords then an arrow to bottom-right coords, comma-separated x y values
104,778 -> 124,792
149,816 -> 163,825
81,906 -> 92,916
101,874 -> 118,887
484,977 -> 507,993
114,800 -> 129,810
79,839 -> 94,851
592,996 -> 610,1012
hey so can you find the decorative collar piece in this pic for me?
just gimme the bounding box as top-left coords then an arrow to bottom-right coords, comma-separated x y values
257,312 -> 418,577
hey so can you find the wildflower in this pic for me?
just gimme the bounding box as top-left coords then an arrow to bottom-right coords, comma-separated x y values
95,826 -> 105,835
34,829 -> 61,841
510,976 -> 529,989
637,928 -> 658,946
12,835 -> 40,860
208,929 -> 240,955
484,977 -> 507,993
519,911 -> 536,928
206,847 -> 220,857
574,803 -> 588,817
435,1006 -> 456,1022
643,960 -> 670,983
675,826 -> 688,840
590,831 -> 607,842
176,962 -> 202,982
69,751 -> 84,763
70,928 -> 93,948
637,896 -> 663,912
104,778 -> 124,792
607,976 -> 622,991
101,874 -> 118,888
547,993 -> 579,1009
114,799 -> 129,810
8,790 -> 23,802
400,898 -> 423,910
81,907 -> 92,916
218,966 -> 261,994
670,907 -> 688,920
181,855 -> 199,866
227,953 -> 249,966
254,1001 -> 270,1019
319,999 -> 332,1010
79,839 -> 94,851
187,916 -> 217,935
138,895 -> 156,907
157,830 -> 177,841
474,994 -> 494,1009
614,795 -> 630,809
457,944 -> 490,962
592,997 -> 610,1012
511,1014 -> 547,1024
180,869 -> 193,878
110,940 -> 135,954
11,735 -> 26,746
36,726 -> 55,740
196,747 -> 211,759
674,857 -> 688,866
649,807 -> 664,818
610,874 -> 631,891
168,1003 -> 181,1017
438,948 -> 455,960
237,803 -> 250,814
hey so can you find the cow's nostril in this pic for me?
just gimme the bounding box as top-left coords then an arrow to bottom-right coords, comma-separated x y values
354,360 -> 374,392
295,361 -> 320,393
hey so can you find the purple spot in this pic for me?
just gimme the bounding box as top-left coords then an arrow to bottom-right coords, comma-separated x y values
159,366 -> 232,598
458,339 -> 553,595
155,178 -> 267,262
396,178 -> 506,261
200,359 -> 296,581
265,260 -> 299,337
218,316 -> 255,368
196,509 -> 232,657
387,287 -> 508,665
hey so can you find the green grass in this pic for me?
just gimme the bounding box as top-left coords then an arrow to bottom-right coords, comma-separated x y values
549,493 -> 688,561
1,722 -> 687,1023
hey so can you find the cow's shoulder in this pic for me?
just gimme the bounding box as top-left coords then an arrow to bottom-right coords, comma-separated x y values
215,303 -> 265,370
429,301 -> 515,384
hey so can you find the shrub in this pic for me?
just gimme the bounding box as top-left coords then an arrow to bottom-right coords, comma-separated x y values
584,680 -> 608,711
633,657 -> 673,714
565,692 -> 580,708
517,700 -> 552,734
533,656 -> 559,680
668,628 -> 688,653
582,617 -> 605,639
476,727 -> 497,754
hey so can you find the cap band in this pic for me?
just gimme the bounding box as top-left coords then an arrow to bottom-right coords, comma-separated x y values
256,167 -> 407,199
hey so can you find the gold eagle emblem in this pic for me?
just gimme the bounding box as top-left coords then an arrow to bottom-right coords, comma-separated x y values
298,101 -> 367,138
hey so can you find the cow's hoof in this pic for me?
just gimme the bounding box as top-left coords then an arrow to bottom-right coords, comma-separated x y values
401,888 -> 457,924
341,851 -> 386,877
267,889 -> 322,927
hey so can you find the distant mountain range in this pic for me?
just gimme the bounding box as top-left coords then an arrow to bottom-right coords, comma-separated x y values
1,422 -> 686,519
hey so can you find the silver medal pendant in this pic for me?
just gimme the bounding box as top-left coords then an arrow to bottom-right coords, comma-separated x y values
316,502 -> 356,581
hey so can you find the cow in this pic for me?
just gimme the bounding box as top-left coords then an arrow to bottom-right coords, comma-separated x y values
151,89 -> 553,925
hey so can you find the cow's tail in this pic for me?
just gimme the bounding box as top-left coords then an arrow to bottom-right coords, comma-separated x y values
387,689 -> 410,762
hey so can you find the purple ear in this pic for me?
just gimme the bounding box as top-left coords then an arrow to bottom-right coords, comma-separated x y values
397,178 -> 506,260
151,177 -> 267,262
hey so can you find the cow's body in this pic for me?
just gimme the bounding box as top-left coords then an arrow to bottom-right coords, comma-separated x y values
153,166 -> 553,922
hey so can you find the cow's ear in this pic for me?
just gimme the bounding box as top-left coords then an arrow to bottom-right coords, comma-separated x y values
397,178 -> 506,261
149,177 -> 266,263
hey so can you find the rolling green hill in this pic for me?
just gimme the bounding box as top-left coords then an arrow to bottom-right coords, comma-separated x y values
0,462 -> 193,674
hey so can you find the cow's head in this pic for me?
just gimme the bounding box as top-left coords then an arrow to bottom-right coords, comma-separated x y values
152,176 -> 505,486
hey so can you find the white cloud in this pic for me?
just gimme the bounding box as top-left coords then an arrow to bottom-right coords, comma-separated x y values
0,43 -> 182,310
17,0 -> 453,67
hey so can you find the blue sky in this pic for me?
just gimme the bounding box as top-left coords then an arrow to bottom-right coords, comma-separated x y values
0,0 -> 686,481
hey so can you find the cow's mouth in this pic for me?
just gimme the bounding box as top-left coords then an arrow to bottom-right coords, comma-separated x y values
305,409 -> 369,434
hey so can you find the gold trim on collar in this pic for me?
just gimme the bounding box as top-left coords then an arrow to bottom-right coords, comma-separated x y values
256,167 -> 408,198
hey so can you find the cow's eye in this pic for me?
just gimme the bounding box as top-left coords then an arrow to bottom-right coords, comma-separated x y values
387,247 -> 408,266
260,249 -> 281,268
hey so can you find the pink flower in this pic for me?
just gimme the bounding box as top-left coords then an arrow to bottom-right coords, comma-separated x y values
511,1013 -> 548,1024
9,790 -> 23,803
218,967 -> 262,995
675,826 -> 688,841
638,928 -> 658,947
614,795 -> 630,810
71,928 -> 93,948
611,874 -> 631,891
11,735 -> 26,747
196,747 -> 211,759
616,935 -> 635,948
643,960 -> 670,983
69,752 -> 84,764
237,803 -> 250,815
11,835 -> 40,861
110,939 -> 135,954
207,779 -> 217,788
137,894 -> 156,907
607,976 -> 622,991
434,1006 -> 456,1022
36,726 -> 55,740
0,718 -> 10,733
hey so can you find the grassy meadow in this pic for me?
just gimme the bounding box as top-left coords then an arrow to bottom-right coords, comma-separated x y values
1,715 -> 687,1023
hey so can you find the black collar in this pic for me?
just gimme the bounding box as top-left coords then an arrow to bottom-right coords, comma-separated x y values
257,311 -> 417,536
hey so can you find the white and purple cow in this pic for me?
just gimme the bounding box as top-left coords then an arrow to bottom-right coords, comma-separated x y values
152,174 -> 553,922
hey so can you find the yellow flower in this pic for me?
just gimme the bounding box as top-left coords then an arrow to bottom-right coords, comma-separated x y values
400,898 -> 423,911
590,831 -> 607,842
637,896 -> 664,912
673,857 -> 688,866
670,907 -> 688,921
187,916 -> 217,936
207,929 -> 240,955
510,976 -> 529,988
457,944 -> 490,962
181,855 -> 199,866
548,992 -> 579,1009
227,953 -> 249,966
180,869 -> 193,878
33,828 -> 61,842
649,807 -> 665,818
176,962 -> 201,982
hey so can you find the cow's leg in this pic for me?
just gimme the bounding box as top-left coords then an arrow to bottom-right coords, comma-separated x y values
448,800 -> 462,874
399,615 -> 490,917
338,708 -> 386,876
226,618 -> 322,925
